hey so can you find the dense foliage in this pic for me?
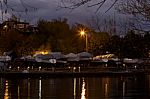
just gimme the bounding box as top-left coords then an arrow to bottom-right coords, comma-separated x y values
0,18 -> 149,58
106,30 -> 150,58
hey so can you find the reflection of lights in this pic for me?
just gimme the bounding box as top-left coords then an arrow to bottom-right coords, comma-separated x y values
74,78 -> 76,99
39,79 -> 42,99
81,78 -> 86,99
4,80 -> 9,99
28,79 -> 30,98
105,83 -> 108,96
123,81 -> 125,97
5,81 -> 8,86
18,85 -> 20,99
103,77 -> 109,97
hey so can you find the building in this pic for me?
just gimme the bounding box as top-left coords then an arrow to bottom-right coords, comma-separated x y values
0,20 -> 38,35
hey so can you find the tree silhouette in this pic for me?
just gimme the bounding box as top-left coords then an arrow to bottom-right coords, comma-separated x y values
117,0 -> 150,32
59,0 -> 118,13
0,0 -> 37,22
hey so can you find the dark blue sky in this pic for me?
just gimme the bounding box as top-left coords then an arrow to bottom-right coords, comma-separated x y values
0,0 -> 131,35
1,0 -> 118,24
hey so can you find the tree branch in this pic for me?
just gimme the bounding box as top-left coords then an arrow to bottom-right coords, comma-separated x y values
105,0 -> 118,13
59,0 -> 118,13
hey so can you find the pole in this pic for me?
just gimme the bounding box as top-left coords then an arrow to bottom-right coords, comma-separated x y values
85,34 -> 88,52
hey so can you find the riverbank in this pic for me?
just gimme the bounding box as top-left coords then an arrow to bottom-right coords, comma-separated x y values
0,70 -> 147,78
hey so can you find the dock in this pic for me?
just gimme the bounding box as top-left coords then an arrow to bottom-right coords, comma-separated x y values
0,58 -> 150,78
0,69 -> 147,78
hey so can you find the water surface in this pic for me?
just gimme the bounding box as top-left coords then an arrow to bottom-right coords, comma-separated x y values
0,75 -> 150,99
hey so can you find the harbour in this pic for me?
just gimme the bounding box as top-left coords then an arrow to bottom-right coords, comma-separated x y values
0,58 -> 149,78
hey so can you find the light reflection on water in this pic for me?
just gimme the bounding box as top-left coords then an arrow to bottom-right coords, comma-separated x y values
1,75 -> 149,99
123,81 -> 125,97
4,80 -> 9,99
27,78 -> 30,99
18,85 -> 20,99
39,79 -> 41,99
74,78 -> 76,99
81,78 -> 86,99
105,83 -> 108,97
103,77 -> 109,97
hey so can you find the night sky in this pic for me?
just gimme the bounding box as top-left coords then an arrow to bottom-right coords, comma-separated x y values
0,0 -> 118,25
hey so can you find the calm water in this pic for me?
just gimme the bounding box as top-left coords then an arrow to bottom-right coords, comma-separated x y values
0,75 -> 150,99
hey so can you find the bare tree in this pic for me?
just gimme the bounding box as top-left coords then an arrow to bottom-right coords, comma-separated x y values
0,0 -> 37,21
117,0 -> 150,32
59,0 -> 118,13
87,14 -> 117,35
59,0 -> 150,18
59,0 -> 150,32
87,15 -> 103,31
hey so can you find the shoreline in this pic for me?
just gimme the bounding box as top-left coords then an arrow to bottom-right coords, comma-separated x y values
0,70 -> 147,78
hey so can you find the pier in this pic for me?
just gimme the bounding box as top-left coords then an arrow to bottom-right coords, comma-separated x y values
0,59 -> 149,78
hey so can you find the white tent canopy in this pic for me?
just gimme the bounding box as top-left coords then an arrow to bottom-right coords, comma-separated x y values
77,52 -> 92,61
65,53 -> 79,61
65,53 -> 77,58
77,52 -> 92,57
49,52 -> 65,59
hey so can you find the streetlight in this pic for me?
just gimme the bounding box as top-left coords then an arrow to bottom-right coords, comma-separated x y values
80,30 -> 88,52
